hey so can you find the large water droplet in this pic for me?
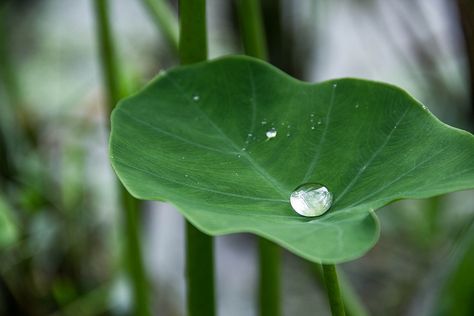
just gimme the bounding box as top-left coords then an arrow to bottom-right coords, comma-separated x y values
266,128 -> 277,139
290,183 -> 333,217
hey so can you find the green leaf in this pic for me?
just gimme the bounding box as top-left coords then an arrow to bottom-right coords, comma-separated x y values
110,56 -> 474,263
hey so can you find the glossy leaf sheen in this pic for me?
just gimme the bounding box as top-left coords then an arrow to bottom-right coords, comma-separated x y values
110,56 -> 474,263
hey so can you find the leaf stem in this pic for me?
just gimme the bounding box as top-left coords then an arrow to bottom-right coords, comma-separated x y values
235,2 -> 281,315
322,264 -> 346,316
311,263 -> 369,316
185,222 -> 216,316
235,0 -> 268,60
178,1 -> 215,315
179,0 -> 207,65
93,1 -> 150,315
140,0 -> 179,52
258,238 -> 281,316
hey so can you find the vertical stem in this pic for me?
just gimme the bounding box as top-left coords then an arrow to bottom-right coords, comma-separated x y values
310,263 -> 369,316
140,0 -> 179,52
258,238 -> 281,316
178,1 -> 215,315
455,0 -> 474,129
322,264 -> 346,316
235,2 -> 280,315
235,0 -> 268,60
185,222 -> 216,316
93,1 -> 150,316
179,0 -> 207,64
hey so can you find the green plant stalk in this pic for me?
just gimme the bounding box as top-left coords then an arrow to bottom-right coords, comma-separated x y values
235,0 -> 268,60
178,1 -> 215,315
93,1 -> 150,315
323,264 -> 346,316
311,263 -> 369,316
258,238 -> 281,316
141,0 -> 179,52
235,1 -> 281,315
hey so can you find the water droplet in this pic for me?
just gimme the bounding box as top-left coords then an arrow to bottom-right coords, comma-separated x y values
248,133 -> 253,137
333,83 -> 337,88
310,113 -> 315,117
287,124 -> 291,128
241,147 -> 247,151
281,122 -> 285,126
185,174 -> 189,178
311,126 -> 315,130
237,154 -> 241,158
266,128 -> 277,139
286,133 -> 291,137
181,156 -> 185,160
261,120 -> 267,125
355,103 -> 359,109
290,183 -> 333,217
422,105 -> 427,110
193,95 -> 200,101
317,120 -> 322,125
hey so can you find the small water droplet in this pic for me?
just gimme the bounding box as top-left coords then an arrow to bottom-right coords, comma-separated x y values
355,103 -> 359,109
311,126 -> 315,130
248,133 -> 253,137
290,183 -> 333,217
317,120 -> 322,125
266,128 -> 277,139
333,83 -> 337,88
281,122 -> 285,126
193,95 -> 200,101
241,147 -> 247,151
237,154 -> 241,158
310,113 -> 315,117
185,174 -> 189,178
286,133 -> 291,137
261,120 -> 267,125
181,156 -> 185,160
422,105 -> 427,110
287,124 -> 291,128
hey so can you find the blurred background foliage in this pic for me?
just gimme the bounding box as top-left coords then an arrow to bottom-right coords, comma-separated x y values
0,0 -> 473,315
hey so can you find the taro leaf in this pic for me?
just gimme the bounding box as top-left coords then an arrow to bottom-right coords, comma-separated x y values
110,56 -> 474,263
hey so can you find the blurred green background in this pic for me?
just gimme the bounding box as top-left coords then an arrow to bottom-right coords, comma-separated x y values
1,0 -> 473,315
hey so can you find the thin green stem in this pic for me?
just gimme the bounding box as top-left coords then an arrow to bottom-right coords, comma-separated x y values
322,264 -> 346,316
178,1 -> 215,315
235,2 -> 281,315
93,0 -> 121,107
235,0 -> 268,60
141,0 -> 179,52
258,238 -> 281,316
311,263 -> 369,316
93,1 -> 150,315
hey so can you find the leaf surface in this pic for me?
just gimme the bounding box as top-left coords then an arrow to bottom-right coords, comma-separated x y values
110,56 -> 474,263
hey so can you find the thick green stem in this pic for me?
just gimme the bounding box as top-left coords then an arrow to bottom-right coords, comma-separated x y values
178,1 -> 215,315
235,0 -> 268,60
185,222 -> 216,316
235,2 -> 281,315
323,264 -> 346,316
141,0 -> 179,52
93,1 -> 150,315
311,263 -> 369,316
179,0 -> 207,65
258,238 -> 281,316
